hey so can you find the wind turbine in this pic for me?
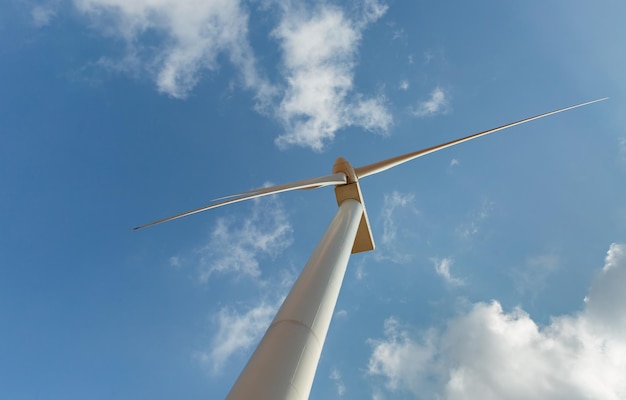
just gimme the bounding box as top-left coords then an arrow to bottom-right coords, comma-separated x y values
134,98 -> 606,400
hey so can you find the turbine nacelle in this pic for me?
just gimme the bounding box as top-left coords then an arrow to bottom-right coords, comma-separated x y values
332,157 -> 375,253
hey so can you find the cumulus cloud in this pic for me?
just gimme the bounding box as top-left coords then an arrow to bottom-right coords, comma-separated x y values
197,193 -> 292,282
585,243 -> 626,334
195,300 -> 279,373
412,86 -> 449,117
368,243 -> 626,399
431,257 -> 464,286
71,0 -> 391,150
273,2 -> 391,150
72,0 -> 272,101
368,317 -> 436,394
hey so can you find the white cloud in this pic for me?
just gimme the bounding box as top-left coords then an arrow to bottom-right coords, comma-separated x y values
71,0 -> 391,150
72,0 -> 272,101
330,367 -> 347,396
272,2 -> 391,150
585,243 -> 626,334
368,243 -> 626,399
197,194 -> 293,282
196,300 -> 279,374
399,80 -> 409,91
412,86 -> 449,118
431,257 -> 464,286
367,317 -> 436,394
449,158 -> 459,167
70,0 -> 392,150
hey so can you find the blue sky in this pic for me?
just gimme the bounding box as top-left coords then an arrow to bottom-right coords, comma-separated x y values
2,0 -> 626,399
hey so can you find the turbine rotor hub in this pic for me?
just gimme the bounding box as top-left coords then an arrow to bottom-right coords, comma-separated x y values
332,157 -> 358,184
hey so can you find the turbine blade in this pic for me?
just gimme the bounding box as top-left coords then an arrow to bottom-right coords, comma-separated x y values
133,172 -> 347,230
355,98 -> 608,179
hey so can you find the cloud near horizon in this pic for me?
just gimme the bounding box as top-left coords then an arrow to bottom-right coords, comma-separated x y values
368,243 -> 626,399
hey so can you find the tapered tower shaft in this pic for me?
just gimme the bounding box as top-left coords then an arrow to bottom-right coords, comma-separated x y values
226,199 -> 363,400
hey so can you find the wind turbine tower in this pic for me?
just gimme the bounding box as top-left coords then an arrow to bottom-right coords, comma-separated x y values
135,98 -> 606,400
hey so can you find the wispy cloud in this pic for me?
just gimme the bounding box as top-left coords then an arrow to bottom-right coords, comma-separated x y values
376,191 -> 419,264
368,243 -> 626,399
72,0 -> 273,102
197,193 -> 292,283
71,0 -> 391,150
195,299 -> 280,374
330,367 -> 347,396
367,317 -> 436,394
381,191 -> 416,246
512,252 -> 560,298
273,1 -> 391,150
193,220 -> 295,374
168,255 -> 181,268
455,199 -> 494,239
431,257 -> 464,286
399,80 -> 409,91
31,4 -> 57,27
423,51 -> 434,64
412,86 -> 449,117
